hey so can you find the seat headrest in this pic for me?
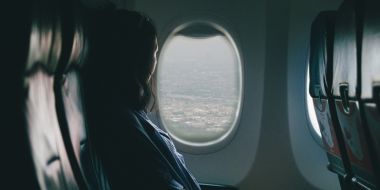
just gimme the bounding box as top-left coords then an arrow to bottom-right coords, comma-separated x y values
25,0 -> 62,75
332,0 -> 358,98
361,0 -> 380,100
309,11 -> 336,98
65,23 -> 88,71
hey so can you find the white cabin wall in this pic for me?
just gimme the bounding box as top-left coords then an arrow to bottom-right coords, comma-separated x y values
237,0 -> 315,189
287,0 -> 342,189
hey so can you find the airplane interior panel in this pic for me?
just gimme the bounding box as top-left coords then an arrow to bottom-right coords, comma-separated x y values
2,0 -> 380,189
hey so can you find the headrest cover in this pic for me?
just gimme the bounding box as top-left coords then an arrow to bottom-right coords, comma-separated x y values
332,0 -> 357,98
25,3 -> 62,75
309,11 -> 336,98
66,24 -> 88,71
361,0 -> 380,99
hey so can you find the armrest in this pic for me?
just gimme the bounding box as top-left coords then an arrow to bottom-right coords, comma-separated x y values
200,183 -> 238,190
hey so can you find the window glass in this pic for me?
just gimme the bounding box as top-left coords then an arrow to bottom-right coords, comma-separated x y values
157,34 -> 242,145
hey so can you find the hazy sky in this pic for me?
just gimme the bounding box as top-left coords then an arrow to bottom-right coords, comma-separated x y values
157,35 -> 240,99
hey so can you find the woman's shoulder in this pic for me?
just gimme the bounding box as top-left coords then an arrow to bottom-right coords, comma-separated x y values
136,111 -> 172,139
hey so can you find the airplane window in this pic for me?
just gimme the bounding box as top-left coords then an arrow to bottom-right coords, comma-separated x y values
306,64 -> 322,137
157,29 -> 242,146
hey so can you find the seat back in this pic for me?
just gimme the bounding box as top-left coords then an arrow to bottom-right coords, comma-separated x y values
23,0 -> 107,189
360,0 -> 380,187
57,4 -> 110,189
309,11 -> 353,187
24,0 -> 81,189
333,0 -> 377,188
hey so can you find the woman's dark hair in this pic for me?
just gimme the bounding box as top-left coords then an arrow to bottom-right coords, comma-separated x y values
88,9 -> 157,111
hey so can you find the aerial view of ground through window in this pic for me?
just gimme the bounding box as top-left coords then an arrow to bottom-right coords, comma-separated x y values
157,35 -> 241,143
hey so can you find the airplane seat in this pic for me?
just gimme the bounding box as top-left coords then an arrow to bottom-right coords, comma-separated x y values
308,11 -> 353,188
24,0 -> 110,189
360,0 -> 380,188
24,1 -> 80,190
56,3 -> 110,189
332,0 -> 378,188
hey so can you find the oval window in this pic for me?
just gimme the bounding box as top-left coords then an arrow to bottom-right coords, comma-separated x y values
157,23 -> 242,146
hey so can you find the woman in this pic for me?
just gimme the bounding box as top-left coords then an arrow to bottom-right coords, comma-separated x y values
84,9 -> 201,190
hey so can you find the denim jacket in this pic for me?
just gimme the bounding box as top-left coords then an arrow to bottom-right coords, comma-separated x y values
133,111 -> 201,190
